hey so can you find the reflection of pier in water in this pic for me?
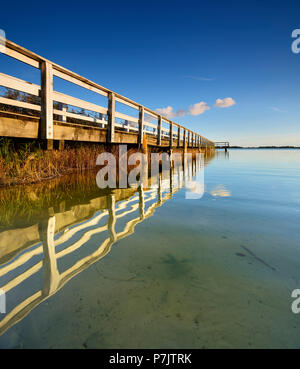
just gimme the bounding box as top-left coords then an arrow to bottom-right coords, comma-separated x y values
0,156 -> 205,335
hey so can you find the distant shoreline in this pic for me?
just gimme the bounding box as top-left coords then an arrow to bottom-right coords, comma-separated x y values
226,146 -> 300,149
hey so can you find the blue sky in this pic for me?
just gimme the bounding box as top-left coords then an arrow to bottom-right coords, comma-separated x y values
0,0 -> 300,146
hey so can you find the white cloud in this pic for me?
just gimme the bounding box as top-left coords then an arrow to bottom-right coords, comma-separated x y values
155,106 -> 176,119
214,97 -> 236,108
155,101 -> 210,119
188,102 -> 210,115
269,106 -> 287,113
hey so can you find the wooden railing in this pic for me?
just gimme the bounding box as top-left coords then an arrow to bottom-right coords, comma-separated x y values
0,37 -> 214,148
214,142 -> 229,148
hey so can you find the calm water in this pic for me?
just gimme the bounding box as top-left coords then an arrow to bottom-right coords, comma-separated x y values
0,149 -> 300,349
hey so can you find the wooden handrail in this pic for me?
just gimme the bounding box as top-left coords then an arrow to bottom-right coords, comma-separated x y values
0,37 -> 215,146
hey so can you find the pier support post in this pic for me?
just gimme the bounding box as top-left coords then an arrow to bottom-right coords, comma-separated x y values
40,61 -> 54,150
107,92 -> 115,143
187,131 -> 190,148
169,122 -> 173,149
58,140 -> 65,151
157,116 -> 162,146
183,129 -> 186,150
177,126 -> 180,147
138,106 -> 144,145
142,134 -> 148,155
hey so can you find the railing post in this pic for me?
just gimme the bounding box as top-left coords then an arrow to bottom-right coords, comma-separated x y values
157,115 -> 162,146
169,122 -> 173,148
177,126 -> 180,147
107,92 -> 115,143
183,129 -> 186,151
138,186 -> 145,220
138,106 -> 144,145
40,61 -> 53,150
39,216 -> 59,296
57,103 -> 66,150
107,194 -> 117,242
191,132 -> 194,148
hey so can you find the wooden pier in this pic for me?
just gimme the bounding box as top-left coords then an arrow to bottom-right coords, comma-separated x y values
0,38 -> 215,152
214,142 -> 230,152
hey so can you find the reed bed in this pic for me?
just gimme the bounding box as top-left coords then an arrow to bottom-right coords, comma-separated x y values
0,138 -> 104,186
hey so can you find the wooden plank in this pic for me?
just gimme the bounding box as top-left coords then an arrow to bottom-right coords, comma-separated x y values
144,108 -> 158,119
3,47 -> 40,68
0,116 -> 39,138
115,96 -> 138,110
53,124 -> 106,142
0,73 -> 40,96
40,61 -> 53,140
107,92 -> 115,143
115,111 -> 138,123
138,106 -> 144,144
53,91 -> 107,115
143,120 -> 157,129
53,69 -> 108,97
53,109 -> 107,125
0,97 -> 40,111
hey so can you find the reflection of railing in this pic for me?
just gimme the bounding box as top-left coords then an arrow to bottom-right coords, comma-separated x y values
0,160 -> 202,335
0,38 -> 214,148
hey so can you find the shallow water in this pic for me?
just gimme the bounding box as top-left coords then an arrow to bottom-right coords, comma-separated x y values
0,149 -> 300,348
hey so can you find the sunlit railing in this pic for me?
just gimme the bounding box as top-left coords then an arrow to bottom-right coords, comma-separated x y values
0,38 -> 214,148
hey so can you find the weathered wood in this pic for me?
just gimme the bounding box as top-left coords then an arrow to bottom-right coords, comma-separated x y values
1,38 -> 215,148
0,116 -> 39,138
0,97 -> 40,112
40,61 -> 53,143
52,91 -> 108,115
107,92 -> 115,143
138,106 -> 144,145
58,140 -> 65,150
169,122 -> 173,148
54,69 -> 108,97
0,73 -> 39,96
115,111 -> 138,123
53,108 -> 106,126
157,116 -> 162,146
115,96 -> 138,110
4,47 -> 40,68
